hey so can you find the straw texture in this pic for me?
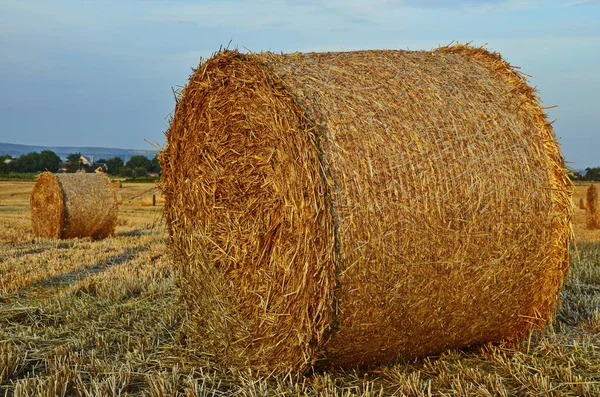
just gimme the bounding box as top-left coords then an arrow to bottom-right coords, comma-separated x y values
160,44 -> 573,373
31,172 -> 118,240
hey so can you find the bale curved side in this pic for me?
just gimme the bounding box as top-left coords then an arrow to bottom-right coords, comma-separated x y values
160,45 -> 573,372
58,173 -> 117,239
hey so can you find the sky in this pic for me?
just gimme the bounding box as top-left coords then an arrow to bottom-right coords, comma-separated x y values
0,0 -> 598,168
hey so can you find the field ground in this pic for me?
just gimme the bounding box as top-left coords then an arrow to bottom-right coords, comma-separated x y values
1,181 -> 600,396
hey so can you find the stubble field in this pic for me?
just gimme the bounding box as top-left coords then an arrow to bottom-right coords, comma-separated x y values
2,180 -> 600,396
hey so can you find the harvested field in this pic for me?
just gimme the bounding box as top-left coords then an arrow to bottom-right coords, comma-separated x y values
1,180 -> 600,395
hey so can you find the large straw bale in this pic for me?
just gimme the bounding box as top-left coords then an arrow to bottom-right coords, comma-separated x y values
30,172 -> 117,239
159,44 -> 573,373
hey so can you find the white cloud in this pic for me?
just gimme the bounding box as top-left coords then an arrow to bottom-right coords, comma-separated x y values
565,0 -> 600,7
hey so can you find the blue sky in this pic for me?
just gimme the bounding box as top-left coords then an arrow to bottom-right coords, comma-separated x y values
0,0 -> 598,168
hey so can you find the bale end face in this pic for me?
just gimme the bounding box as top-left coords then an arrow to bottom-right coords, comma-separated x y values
30,172 -> 65,238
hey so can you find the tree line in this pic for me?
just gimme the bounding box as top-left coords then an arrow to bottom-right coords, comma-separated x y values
569,167 -> 600,182
0,150 -> 160,177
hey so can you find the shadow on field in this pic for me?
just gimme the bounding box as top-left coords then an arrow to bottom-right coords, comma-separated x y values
0,238 -> 63,262
33,246 -> 149,289
116,228 -> 162,237
0,247 -> 47,263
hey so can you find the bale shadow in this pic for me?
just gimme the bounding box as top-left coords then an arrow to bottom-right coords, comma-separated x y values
0,239 -> 57,262
33,246 -> 149,289
116,228 -> 162,237
0,247 -> 47,263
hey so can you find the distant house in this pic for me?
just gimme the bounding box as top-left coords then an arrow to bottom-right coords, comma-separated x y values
79,155 -> 94,166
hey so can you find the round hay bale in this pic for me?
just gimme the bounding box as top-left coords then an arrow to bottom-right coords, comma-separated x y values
586,184 -> 600,229
141,194 -> 156,207
112,180 -> 122,189
30,172 -> 118,240
160,45 -> 573,373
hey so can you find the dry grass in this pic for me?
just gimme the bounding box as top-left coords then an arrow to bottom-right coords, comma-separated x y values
1,180 -> 600,395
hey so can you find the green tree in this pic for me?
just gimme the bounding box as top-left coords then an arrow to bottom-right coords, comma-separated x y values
66,152 -> 82,173
150,155 -> 161,174
126,155 -> 152,171
13,152 -> 40,173
106,157 -> 125,175
119,166 -> 133,177
133,167 -> 148,178
38,150 -> 61,172
584,167 -> 600,182
0,155 -> 13,174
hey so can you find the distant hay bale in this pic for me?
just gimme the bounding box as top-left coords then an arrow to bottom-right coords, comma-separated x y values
112,181 -> 122,189
586,185 -> 600,229
30,172 -> 117,239
580,197 -> 587,210
160,45 -> 573,373
141,195 -> 156,207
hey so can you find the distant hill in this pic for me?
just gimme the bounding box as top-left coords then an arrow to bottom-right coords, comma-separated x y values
0,143 -> 156,163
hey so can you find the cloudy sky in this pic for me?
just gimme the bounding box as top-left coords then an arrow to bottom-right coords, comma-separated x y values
0,0 -> 598,167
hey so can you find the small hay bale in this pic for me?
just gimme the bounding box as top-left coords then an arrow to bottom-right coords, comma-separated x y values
160,45 -> 573,373
141,195 -> 156,207
586,185 -> 600,229
30,172 -> 118,239
112,181 -> 122,189
580,197 -> 587,210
